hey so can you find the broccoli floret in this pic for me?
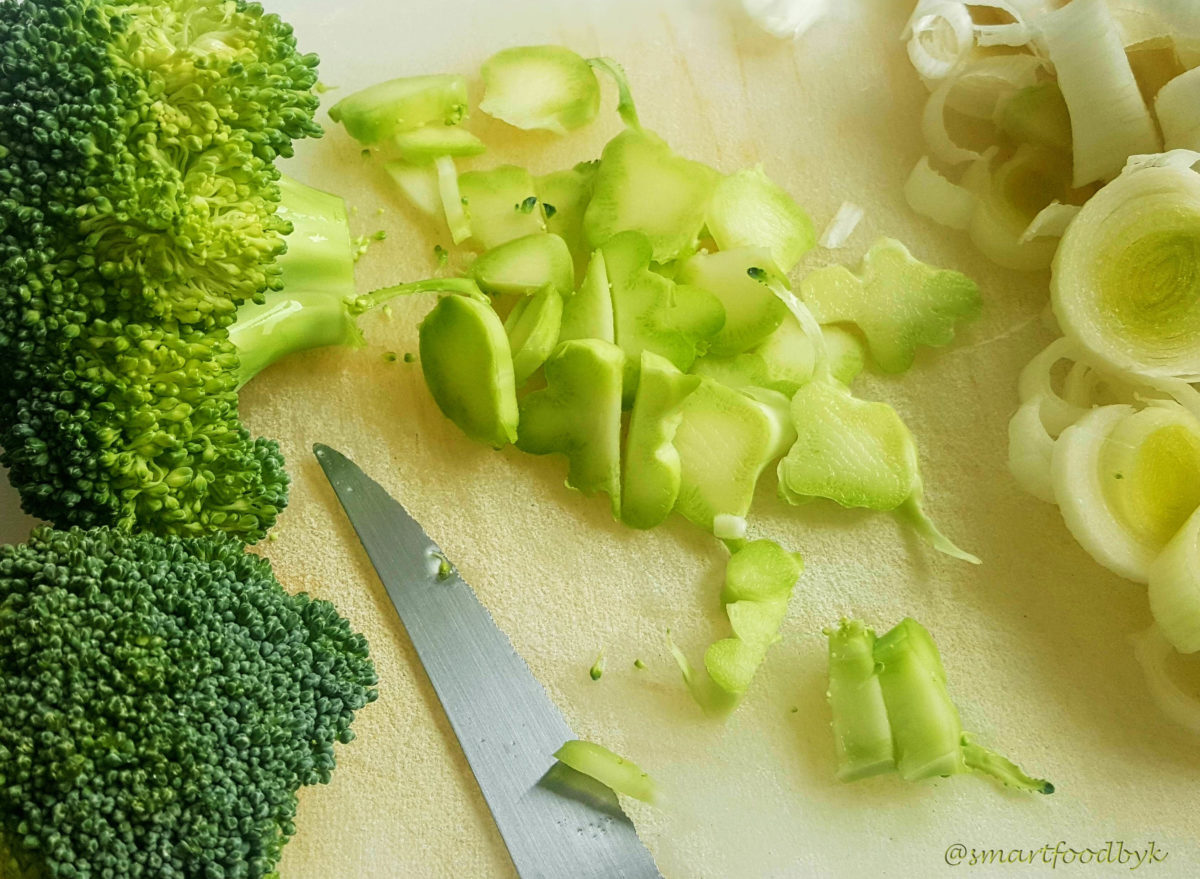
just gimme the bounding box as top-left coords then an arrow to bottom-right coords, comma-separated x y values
0,526 -> 379,879
0,0 -> 326,541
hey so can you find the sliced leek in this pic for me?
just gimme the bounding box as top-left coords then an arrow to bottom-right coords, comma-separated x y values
1148,506 -> 1200,654
1051,402 -> 1200,583
1051,152 -> 1200,387
1038,0 -> 1160,186
1155,68 -> 1200,153
1130,625 -> 1200,736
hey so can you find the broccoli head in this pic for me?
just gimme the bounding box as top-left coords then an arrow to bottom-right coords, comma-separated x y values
0,526 -> 379,879
0,0 -> 325,541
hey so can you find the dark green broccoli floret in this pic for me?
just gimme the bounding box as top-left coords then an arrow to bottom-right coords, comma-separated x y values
0,526 -> 379,879
0,0 -> 326,542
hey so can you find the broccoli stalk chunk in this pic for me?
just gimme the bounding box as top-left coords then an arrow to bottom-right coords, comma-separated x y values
826,617 -> 1053,794
0,527 -> 379,879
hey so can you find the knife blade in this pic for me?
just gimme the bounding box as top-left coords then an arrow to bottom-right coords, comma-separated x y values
313,444 -> 663,879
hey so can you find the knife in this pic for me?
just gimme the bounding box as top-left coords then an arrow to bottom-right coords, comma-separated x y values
313,444 -> 663,879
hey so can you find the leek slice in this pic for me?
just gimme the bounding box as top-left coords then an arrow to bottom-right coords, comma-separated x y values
904,156 -> 977,231
1149,506 -> 1200,653
1051,152 -> 1200,387
1131,625 -> 1200,736
553,740 -> 659,804
903,0 -> 975,82
1155,68 -> 1200,153
1052,402 -> 1200,583
818,202 -> 864,250
479,46 -> 600,134
1038,0 -> 1161,186
742,0 -> 827,39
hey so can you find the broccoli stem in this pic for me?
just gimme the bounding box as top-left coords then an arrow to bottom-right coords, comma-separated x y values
229,175 -> 480,388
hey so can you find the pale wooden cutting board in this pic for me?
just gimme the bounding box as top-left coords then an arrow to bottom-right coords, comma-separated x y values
3,0 -> 1199,876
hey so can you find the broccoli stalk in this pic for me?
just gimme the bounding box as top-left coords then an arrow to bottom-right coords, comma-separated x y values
230,176 -> 478,389
0,526 -> 379,879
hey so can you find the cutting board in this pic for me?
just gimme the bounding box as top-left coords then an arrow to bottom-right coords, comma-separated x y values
3,0 -> 1199,876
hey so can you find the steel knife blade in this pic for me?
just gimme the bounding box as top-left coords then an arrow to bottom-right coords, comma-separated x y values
313,444 -> 662,879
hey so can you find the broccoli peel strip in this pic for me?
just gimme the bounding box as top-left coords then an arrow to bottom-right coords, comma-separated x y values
0,526 -> 379,879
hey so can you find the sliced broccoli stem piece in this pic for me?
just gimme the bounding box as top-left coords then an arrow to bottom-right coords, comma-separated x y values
505,287 -> 563,386
553,739 -> 659,804
676,248 -> 789,356
705,166 -> 816,274
471,233 -> 575,296
419,295 -> 520,448
672,539 -> 803,713
394,124 -> 486,162
584,130 -> 720,263
798,238 -> 982,374
621,352 -> 701,529
458,164 -> 545,251
436,156 -> 472,245
825,620 -> 895,782
480,46 -> 601,134
674,378 -> 790,531
826,617 -> 1054,794
873,618 -> 967,782
536,161 -> 600,278
603,231 -> 725,399
516,339 -> 625,514
329,74 -> 469,144
560,249 -> 615,344
586,57 -> 641,130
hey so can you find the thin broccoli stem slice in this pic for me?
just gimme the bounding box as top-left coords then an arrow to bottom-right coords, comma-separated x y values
587,57 -> 641,130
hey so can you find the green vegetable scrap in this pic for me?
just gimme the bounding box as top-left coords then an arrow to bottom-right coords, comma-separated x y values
677,249 -> 789,356
394,124 -> 487,162
554,740 -> 659,804
505,287 -> 564,385
799,238 -> 982,374
0,527 -> 378,879
670,539 -> 804,713
590,652 -> 607,680
471,232 -> 575,296
825,618 -> 1053,794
